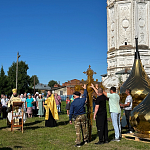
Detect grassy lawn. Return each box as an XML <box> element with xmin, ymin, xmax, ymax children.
<box><xmin>0</xmin><ymin>101</ymin><xmax>150</xmax><ymax>150</ymax></box>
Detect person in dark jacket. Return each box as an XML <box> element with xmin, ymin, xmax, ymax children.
<box><xmin>69</xmin><ymin>84</ymin><xmax>88</xmax><ymax>148</ymax></box>
<box><xmin>91</xmin><ymin>86</ymin><xmax>108</xmax><ymax>145</ymax></box>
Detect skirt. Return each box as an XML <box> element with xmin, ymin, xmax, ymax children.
<box><xmin>45</xmin><ymin>109</ymin><xmax>57</xmax><ymax>127</ymax></box>
<box><xmin>27</xmin><ymin>107</ymin><xmax>32</xmax><ymax>114</ymax></box>
<box><xmin>65</xmin><ymin>103</ymin><xmax>70</xmax><ymax>110</ymax></box>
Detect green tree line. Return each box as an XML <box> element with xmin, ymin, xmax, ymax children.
<box><xmin>0</xmin><ymin>61</ymin><xmax>39</xmax><ymax>96</ymax></box>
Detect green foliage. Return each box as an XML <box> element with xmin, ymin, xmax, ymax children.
<box><xmin>7</xmin><ymin>61</ymin><xmax>30</xmax><ymax>95</ymax></box>
<box><xmin>48</xmin><ymin>80</ymin><xmax>58</xmax><ymax>87</ymax></box>
<box><xmin>27</xmin><ymin>86</ymin><xmax>34</xmax><ymax>94</ymax></box>
<box><xmin>30</xmin><ymin>75</ymin><xmax>39</xmax><ymax>87</ymax></box>
<box><xmin>0</xmin><ymin>66</ymin><xmax>9</xmax><ymax>95</ymax></box>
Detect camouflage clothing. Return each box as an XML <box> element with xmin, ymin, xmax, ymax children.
<box><xmin>74</xmin><ymin>114</ymin><xmax>88</xmax><ymax>144</ymax></box>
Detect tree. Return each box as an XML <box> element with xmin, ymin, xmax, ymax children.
<box><xmin>48</xmin><ymin>80</ymin><xmax>58</xmax><ymax>87</ymax></box>
<box><xmin>7</xmin><ymin>61</ymin><xmax>30</xmax><ymax>95</ymax></box>
<box><xmin>0</xmin><ymin>66</ymin><xmax>9</xmax><ymax>95</ymax></box>
<box><xmin>30</xmin><ymin>75</ymin><xmax>39</xmax><ymax>87</ymax></box>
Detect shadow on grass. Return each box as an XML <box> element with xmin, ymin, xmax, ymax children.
<box><xmin>121</xmin><ymin>129</ymin><xmax>128</xmax><ymax>134</ymax></box>
<box><xmin>58</xmin><ymin>110</ymin><xmax>67</xmax><ymax>115</ymax></box>
<box><xmin>91</xmin><ymin>133</ymin><xmax>98</xmax><ymax>142</ymax></box>
<box><xmin>14</xmin><ymin>146</ymin><xmax>23</xmax><ymax>148</ymax></box>
<box><xmin>57</xmin><ymin>120</ymin><xmax>69</xmax><ymax>126</ymax></box>
<box><xmin>79</xmin><ymin>133</ymin><xmax>98</xmax><ymax>144</ymax></box>
<box><xmin>0</xmin><ymin>120</ymin><xmax>44</xmax><ymax>131</ymax></box>
<box><xmin>108</xmin><ymin>129</ymin><xmax>127</xmax><ymax>141</ymax></box>
<box><xmin>108</xmin><ymin>129</ymin><xmax>114</xmax><ymax>132</ymax></box>
<box><xmin>108</xmin><ymin>133</ymin><xmax>115</xmax><ymax>141</ymax></box>
<box><xmin>24</xmin><ymin>126</ymin><xmax>45</xmax><ymax>130</ymax></box>
<box><xmin>0</xmin><ymin>148</ymin><xmax>12</xmax><ymax>150</ymax></box>
<box><xmin>0</xmin><ymin>126</ymin><xmax>8</xmax><ymax>130</ymax></box>
<box><xmin>24</xmin><ymin>120</ymin><xmax>44</xmax><ymax>127</ymax></box>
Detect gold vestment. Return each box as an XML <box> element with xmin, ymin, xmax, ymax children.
<box><xmin>8</xmin><ymin>96</ymin><xmax>21</xmax><ymax>107</ymax></box>
<box><xmin>7</xmin><ymin>95</ymin><xmax>22</xmax><ymax>125</ymax></box>
<box><xmin>44</xmin><ymin>94</ymin><xmax>59</xmax><ymax>120</ymax></box>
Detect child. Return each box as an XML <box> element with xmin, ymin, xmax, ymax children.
<box><xmin>65</xmin><ymin>97</ymin><xmax>70</xmax><ymax>116</ymax></box>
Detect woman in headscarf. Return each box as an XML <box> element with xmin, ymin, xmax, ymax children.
<box><xmin>26</xmin><ymin>93</ymin><xmax>34</xmax><ymax>118</ymax></box>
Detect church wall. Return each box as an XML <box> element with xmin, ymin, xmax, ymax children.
<box><xmin>103</xmin><ymin>0</ymin><xmax>150</xmax><ymax>89</ymax></box>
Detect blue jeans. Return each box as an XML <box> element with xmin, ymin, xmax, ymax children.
<box><xmin>111</xmin><ymin>112</ymin><xmax>121</xmax><ymax>139</ymax></box>
<box><xmin>57</xmin><ymin>105</ymin><xmax>61</xmax><ymax>112</ymax></box>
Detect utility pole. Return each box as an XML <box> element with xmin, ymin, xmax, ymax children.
<box><xmin>34</xmin><ymin>76</ymin><xmax>35</xmax><ymax>94</ymax></box>
<box><xmin>16</xmin><ymin>52</ymin><xmax>20</xmax><ymax>89</ymax></box>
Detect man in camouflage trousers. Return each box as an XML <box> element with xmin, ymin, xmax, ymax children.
<box><xmin>69</xmin><ymin>84</ymin><xmax>88</xmax><ymax>147</ymax></box>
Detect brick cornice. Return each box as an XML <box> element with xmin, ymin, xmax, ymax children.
<box><xmin>107</xmin><ymin>66</ymin><xmax>132</xmax><ymax>71</ymax></box>
<box><xmin>108</xmin><ymin>45</ymin><xmax>150</xmax><ymax>54</ymax></box>
<box><xmin>107</xmin><ymin>54</ymin><xmax>150</xmax><ymax>59</ymax></box>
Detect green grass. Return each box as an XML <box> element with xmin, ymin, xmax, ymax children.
<box><xmin>0</xmin><ymin>101</ymin><xmax>150</xmax><ymax>150</ymax></box>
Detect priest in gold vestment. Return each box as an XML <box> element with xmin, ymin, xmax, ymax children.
<box><xmin>44</xmin><ymin>90</ymin><xmax>59</xmax><ymax>127</ymax></box>
<box><xmin>7</xmin><ymin>89</ymin><xmax>22</xmax><ymax>126</ymax></box>
<box><xmin>7</xmin><ymin>89</ymin><xmax>21</xmax><ymax>110</ymax></box>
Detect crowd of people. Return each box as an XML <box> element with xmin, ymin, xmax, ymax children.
<box><xmin>69</xmin><ymin>84</ymin><xmax>133</xmax><ymax>147</ymax></box>
<box><xmin>0</xmin><ymin>91</ymin><xmax>63</xmax><ymax>120</ymax></box>
<box><xmin>0</xmin><ymin>84</ymin><xmax>133</xmax><ymax>148</ymax></box>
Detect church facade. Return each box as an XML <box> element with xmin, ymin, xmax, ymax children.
<box><xmin>102</xmin><ymin>0</ymin><xmax>150</xmax><ymax>89</ymax></box>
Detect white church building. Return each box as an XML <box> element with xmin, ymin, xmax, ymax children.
<box><xmin>102</xmin><ymin>0</ymin><xmax>150</xmax><ymax>89</ymax></box>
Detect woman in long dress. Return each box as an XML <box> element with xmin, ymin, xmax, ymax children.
<box><xmin>37</xmin><ymin>94</ymin><xmax>44</xmax><ymax>118</ymax></box>
<box><xmin>44</xmin><ymin>90</ymin><xmax>59</xmax><ymax>127</ymax></box>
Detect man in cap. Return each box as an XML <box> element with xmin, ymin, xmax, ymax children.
<box><xmin>69</xmin><ymin>84</ymin><xmax>88</xmax><ymax>147</ymax></box>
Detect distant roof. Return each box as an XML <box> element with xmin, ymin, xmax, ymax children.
<box><xmin>51</xmin><ymin>86</ymin><xmax>66</xmax><ymax>90</ymax></box>
<box><xmin>101</xmin><ymin>74</ymin><xmax>107</xmax><ymax>77</ymax></box>
<box><xmin>115</xmin><ymin>69</ymin><xmax>131</xmax><ymax>75</ymax></box>
<box><xmin>32</xmin><ymin>83</ymin><xmax>51</xmax><ymax>90</ymax></box>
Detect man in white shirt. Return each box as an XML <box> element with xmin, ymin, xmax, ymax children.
<box><xmin>103</xmin><ymin>87</ymin><xmax>121</xmax><ymax>142</ymax></box>
<box><xmin>1</xmin><ymin>95</ymin><xmax>7</xmax><ymax>119</ymax></box>
<box><xmin>120</xmin><ymin>89</ymin><xmax>133</xmax><ymax>133</ymax></box>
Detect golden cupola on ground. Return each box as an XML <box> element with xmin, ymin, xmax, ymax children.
<box><xmin>120</xmin><ymin>38</ymin><xmax>150</xmax><ymax>108</ymax></box>
<box><xmin>130</xmin><ymin>92</ymin><xmax>150</xmax><ymax>138</ymax></box>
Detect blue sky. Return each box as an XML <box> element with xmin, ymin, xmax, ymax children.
<box><xmin>0</xmin><ymin>0</ymin><xmax>107</xmax><ymax>84</ymax></box>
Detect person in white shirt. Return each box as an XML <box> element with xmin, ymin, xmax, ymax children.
<box><xmin>103</xmin><ymin>87</ymin><xmax>121</xmax><ymax>142</ymax></box>
<box><xmin>1</xmin><ymin>95</ymin><xmax>7</xmax><ymax>119</ymax></box>
<box><xmin>120</xmin><ymin>89</ymin><xmax>133</xmax><ymax>133</ymax></box>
